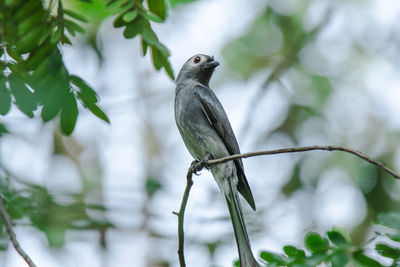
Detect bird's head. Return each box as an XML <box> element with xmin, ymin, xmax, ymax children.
<box><xmin>176</xmin><ymin>54</ymin><xmax>219</xmax><ymax>86</ymax></box>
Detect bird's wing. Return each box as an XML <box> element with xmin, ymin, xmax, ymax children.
<box><xmin>195</xmin><ymin>85</ymin><xmax>256</xmax><ymax>210</ymax></box>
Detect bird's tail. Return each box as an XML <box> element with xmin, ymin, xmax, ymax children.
<box><xmin>226</xmin><ymin>178</ymin><xmax>259</xmax><ymax>267</ymax></box>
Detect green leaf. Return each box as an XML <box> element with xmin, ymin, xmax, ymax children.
<box><xmin>113</xmin><ymin>13</ymin><xmax>127</xmax><ymax>28</ymax></box>
<box><xmin>304</xmin><ymin>232</ymin><xmax>330</xmax><ymax>254</ymax></box>
<box><xmin>376</xmin><ymin>243</ymin><xmax>400</xmax><ymax>260</ymax></box>
<box><xmin>141</xmin><ymin>27</ymin><xmax>159</xmax><ymax>46</ymax></box>
<box><xmin>64</xmin><ymin>20</ymin><xmax>85</xmax><ymax>34</ymax></box>
<box><xmin>387</xmin><ymin>233</ymin><xmax>400</xmax><ymax>242</ymax></box>
<box><xmin>142</xmin><ymin>39</ymin><xmax>149</xmax><ymax>55</ymax></box>
<box><xmin>147</xmin><ymin>0</ymin><xmax>167</xmax><ymax>21</ymax></box>
<box><xmin>145</xmin><ymin>177</ymin><xmax>162</xmax><ymax>197</ymax></box>
<box><xmin>70</xmin><ymin>75</ymin><xmax>110</xmax><ymax>124</ymax></box>
<box><xmin>17</xmin><ymin>25</ymin><xmax>44</xmax><ymax>53</ymax></box>
<box><xmin>168</xmin><ymin>0</ymin><xmax>196</xmax><ymax>7</ymax></box>
<box><xmin>140</xmin><ymin>10</ymin><xmax>163</xmax><ymax>23</ymax></box>
<box><xmin>122</xmin><ymin>10</ymin><xmax>138</xmax><ymax>23</ymax></box>
<box><xmin>151</xmin><ymin>45</ymin><xmax>174</xmax><ymax>79</ymax></box>
<box><xmin>8</xmin><ymin>75</ymin><xmax>37</xmax><ymax>118</ymax></box>
<box><xmin>50</xmin><ymin>27</ymin><xmax>63</xmax><ymax>43</ymax></box>
<box><xmin>0</xmin><ymin>80</ymin><xmax>11</xmax><ymax>115</ymax></box>
<box><xmin>259</xmin><ymin>251</ymin><xmax>287</xmax><ymax>265</ymax></box>
<box><xmin>0</xmin><ymin>123</ymin><xmax>8</xmax><ymax>137</ymax></box>
<box><xmin>26</xmin><ymin>41</ymin><xmax>57</xmax><ymax>70</ymax></box>
<box><xmin>283</xmin><ymin>245</ymin><xmax>305</xmax><ymax>258</ymax></box>
<box><xmin>327</xmin><ymin>229</ymin><xmax>350</xmax><ymax>248</ymax></box>
<box><xmin>376</xmin><ymin>212</ymin><xmax>400</xmax><ymax>230</ymax></box>
<box><xmin>353</xmin><ymin>251</ymin><xmax>383</xmax><ymax>267</ymax></box>
<box><xmin>18</xmin><ymin>9</ymin><xmax>45</xmax><ymax>36</ymax></box>
<box><xmin>64</xmin><ymin>9</ymin><xmax>88</xmax><ymax>23</ymax></box>
<box><xmin>88</xmin><ymin>104</ymin><xmax>110</xmax><ymax>123</ymax></box>
<box><xmin>60</xmin><ymin>93</ymin><xmax>78</xmax><ymax>135</ymax></box>
<box><xmin>330</xmin><ymin>251</ymin><xmax>349</xmax><ymax>267</ymax></box>
<box><xmin>70</xmin><ymin>75</ymin><xmax>98</xmax><ymax>104</ymax></box>
<box><xmin>123</xmin><ymin>17</ymin><xmax>149</xmax><ymax>39</ymax></box>
<box><xmin>15</xmin><ymin>0</ymin><xmax>42</xmax><ymax>21</ymax></box>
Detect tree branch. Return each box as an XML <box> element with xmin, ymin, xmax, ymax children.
<box><xmin>203</xmin><ymin>145</ymin><xmax>400</xmax><ymax>179</ymax></box>
<box><xmin>0</xmin><ymin>194</ymin><xmax>37</xmax><ymax>267</ymax></box>
<box><xmin>174</xmin><ymin>145</ymin><xmax>400</xmax><ymax>266</ymax></box>
<box><xmin>173</xmin><ymin>166</ymin><xmax>196</xmax><ymax>267</ymax></box>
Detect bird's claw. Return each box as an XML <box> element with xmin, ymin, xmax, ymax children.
<box><xmin>190</xmin><ymin>154</ymin><xmax>214</xmax><ymax>175</ymax></box>
<box><xmin>190</xmin><ymin>160</ymin><xmax>201</xmax><ymax>175</ymax></box>
<box><xmin>200</xmin><ymin>154</ymin><xmax>214</xmax><ymax>170</ymax></box>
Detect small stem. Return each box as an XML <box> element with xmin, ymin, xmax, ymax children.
<box><xmin>0</xmin><ymin>194</ymin><xmax>37</xmax><ymax>267</ymax></box>
<box><xmin>174</xmin><ymin>167</ymin><xmax>194</xmax><ymax>267</ymax></box>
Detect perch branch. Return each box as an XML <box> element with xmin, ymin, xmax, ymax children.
<box><xmin>0</xmin><ymin>194</ymin><xmax>37</xmax><ymax>267</ymax></box>
<box><xmin>174</xmin><ymin>145</ymin><xmax>400</xmax><ymax>266</ymax></box>
<box><xmin>173</xmin><ymin>165</ymin><xmax>198</xmax><ymax>267</ymax></box>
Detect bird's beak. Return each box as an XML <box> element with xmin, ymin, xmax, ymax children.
<box><xmin>204</xmin><ymin>58</ymin><xmax>220</xmax><ymax>70</ymax></box>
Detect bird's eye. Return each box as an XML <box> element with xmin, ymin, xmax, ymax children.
<box><xmin>193</xmin><ymin>56</ymin><xmax>201</xmax><ymax>63</ymax></box>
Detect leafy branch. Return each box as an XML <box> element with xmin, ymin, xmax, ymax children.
<box><xmin>174</xmin><ymin>145</ymin><xmax>400</xmax><ymax>267</ymax></box>
<box><xmin>0</xmin><ymin>0</ymin><xmax>188</xmax><ymax>135</ymax></box>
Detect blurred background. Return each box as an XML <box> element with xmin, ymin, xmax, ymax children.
<box><xmin>1</xmin><ymin>0</ymin><xmax>400</xmax><ymax>266</ymax></box>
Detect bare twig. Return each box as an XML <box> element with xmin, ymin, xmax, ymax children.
<box><xmin>203</xmin><ymin>145</ymin><xmax>400</xmax><ymax>179</ymax></box>
<box><xmin>174</xmin><ymin>145</ymin><xmax>400</xmax><ymax>265</ymax></box>
<box><xmin>173</xmin><ymin>166</ymin><xmax>196</xmax><ymax>267</ymax></box>
<box><xmin>0</xmin><ymin>194</ymin><xmax>37</xmax><ymax>267</ymax></box>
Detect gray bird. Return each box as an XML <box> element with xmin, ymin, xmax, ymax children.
<box><xmin>174</xmin><ymin>54</ymin><xmax>259</xmax><ymax>267</ymax></box>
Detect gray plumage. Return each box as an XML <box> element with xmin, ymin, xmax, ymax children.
<box><xmin>174</xmin><ymin>54</ymin><xmax>259</xmax><ymax>267</ymax></box>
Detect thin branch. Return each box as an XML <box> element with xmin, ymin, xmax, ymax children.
<box><xmin>203</xmin><ymin>145</ymin><xmax>400</xmax><ymax>179</ymax></box>
<box><xmin>174</xmin><ymin>145</ymin><xmax>400</xmax><ymax>265</ymax></box>
<box><xmin>0</xmin><ymin>194</ymin><xmax>37</xmax><ymax>267</ymax></box>
<box><xmin>173</xmin><ymin>166</ymin><xmax>196</xmax><ymax>267</ymax></box>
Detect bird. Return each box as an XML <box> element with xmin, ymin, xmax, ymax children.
<box><xmin>174</xmin><ymin>54</ymin><xmax>259</xmax><ymax>267</ymax></box>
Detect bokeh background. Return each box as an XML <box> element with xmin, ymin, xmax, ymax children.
<box><xmin>1</xmin><ymin>0</ymin><xmax>400</xmax><ymax>266</ymax></box>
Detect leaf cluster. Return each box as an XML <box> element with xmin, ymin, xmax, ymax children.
<box><xmin>257</xmin><ymin>222</ymin><xmax>400</xmax><ymax>267</ymax></box>
<box><xmin>0</xmin><ymin>0</ymin><xmax>109</xmax><ymax>134</ymax></box>
<box><xmin>0</xmin><ymin>179</ymin><xmax>112</xmax><ymax>248</ymax></box>
<box><xmin>108</xmin><ymin>0</ymin><xmax>174</xmax><ymax>79</ymax></box>
<box><xmin>0</xmin><ymin>0</ymin><xmax>189</xmax><ymax>135</ymax></box>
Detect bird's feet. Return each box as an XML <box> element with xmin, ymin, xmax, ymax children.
<box><xmin>190</xmin><ymin>154</ymin><xmax>214</xmax><ymax>174</ymax></box>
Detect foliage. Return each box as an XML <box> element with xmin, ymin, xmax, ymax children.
<box><xmin>0</xmin><ymin>177</ymin><xmax>112</xmax><ymax>248</ymax></box>
<box><xmin>255</xmin><ymin>221</ymin><xmax>400</xmax><ymax>267</ymax></box>
<box><xmin>0</xmin><ymin>0</ymin><xmax>180</xmax><ymax>135</ymax></box>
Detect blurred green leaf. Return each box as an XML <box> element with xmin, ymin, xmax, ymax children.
<box><xmin>327</xmin><ymin>228</ymin><xmax>351</xmax><ymax>248</ymax></box>
<box><xmin>64</xmin><ymin>19</ymin><xmax>85</xmax><ymax>34</ymax></box>
<box><xmin>8</xmin><ymin>74</ymin><xmax>37</xmax><ymax>117</ymax></box>
<box><xmin>376</xmin><ymin>243</ymin><xmax>400</xmax><ymax>260</ymax></box>
<box><xmin>0</xmin><ymin>80</ymin><xmax>11</xmax><ymax>115</ymax></box>
<box><xmin>376</xmin><ymin>212</ymin><xmax>400</xmax><ymax>230</ymax></box>
<box><xmin>330</xmin><ymin>251</ymin><xmax>349</xmax><ymax>267</ymax></box>
<box><xmin>145</xmin><ymin>177</ymin><xmax>163</xmax><ymax>198</ymax></box>
<box><xmin>353</xmin><ymin>251</ymin><xmax>383</xmax><ymax>267</ymax></box>
<box><xmin>123</xmin><ymin>16</ymin><xmax>149</xmax><ymax>39</ymax></box>
<box><xmin>140</xmin><ymin>10</ymin><xmax>163</xmax><ymax>23</ymax></box>
<box><xmin>64</xmin><ymin>9</ymin><xmax>88</xmax><ymax>23</ymax></box>
<box><xmin>168</xmin><ymin>0</ymin><xmax>197</xmax><ymax>7</ymax></box>
<box><xmin>283</xmin><ymin>245</ymin><xmax>305</xmax><ymax>259</ymax></box>
<box><xmin>70</xmin><ymin>75</ymin><xmax>110</xmax><ymax>123</ymax></box>
<box><xmin>305</xmin><ymin>232</ymin><xmax>330</xmax><ymax>254</ymax></box>
<box><xmin>151</xmin><ymin>46</ymin><xmax>174</xmax><ymax>79</ymax></box>
<box><xmin>147</xmin><ymin>0</ymin><xmax>167</xmax><ymax>21</ymax></box>
<box><xmin>70</xmin><ymin>75</ymin><xmax>98</xmax><ymax>104</ymax></box>
<box><xmin>260</xmin><ymin>251</ymin><xmax>288</xmax><ymax>265</ymax></box>
<box><xmin>60</xmin><ymin>93</ymin><xmax>79</xmax><ymax>135</ymax></box>
<box><xmin>122</xmin><ymin>10</ymin><xmax>138</xmax><ymax>23</ymax></box>
<box><xmin>87</xmin><ymin>104</ymin><xmax>110</xmax><ymax>123</ymax></box>
<box><xmin>0</xmin><ymin>124</ymin><xmax>8</xmax><ymax>137</ymax></box>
